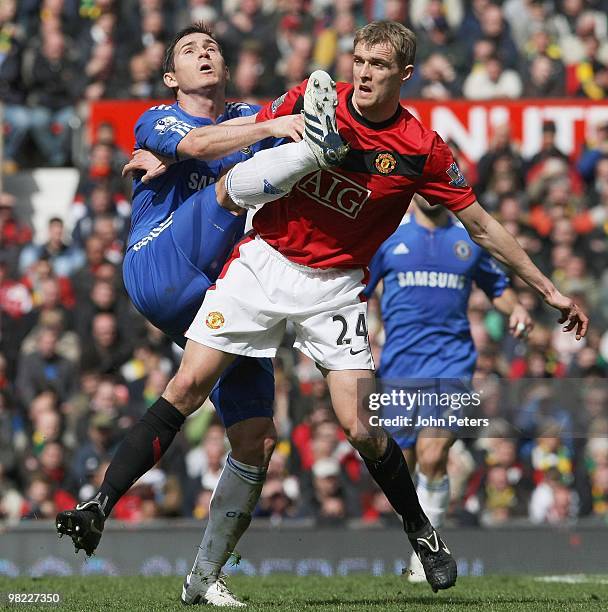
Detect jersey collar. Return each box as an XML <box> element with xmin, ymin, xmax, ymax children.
<box><xmin>346</xmin><ymin>90</ymin><xmax>403</xmax><ymax>130</ymax></box>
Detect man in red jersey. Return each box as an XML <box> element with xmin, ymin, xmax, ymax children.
<box><xmin>116</xmin><ymin>21</ymin><xmax>588</xmax><ymax>603</ymax></box>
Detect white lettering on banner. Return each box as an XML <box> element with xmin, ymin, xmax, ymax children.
<box><xmin>90</xmin><ymin>100</ymin><xmax>608</xmax><ymax>165</ymax></box>
<box><xmin>405</xmin><ymin>103</ymin><xmax>608</xmax><ymax>162</ymax></box>
<box><xmin>585</xmin><ymin>107</ymin><xmax>608</xmax><ymax>139</ymax></box>
<box><xmin>542</xmin><ymin>107</ymin><xmax>585</xmax><ymax>156</ymax></box>
<box><xmin>430</xmin><ymin>107</ymin><xmax>488</xmax><ymax>162</ymax></box>
<box><xmin>488</xmin><ymin>106</ymin><xmax>509</xmax><ymax>129</ymax></box>
<box><xmin>398</xmin><ymin>270</ymin><xmax>466</xmax><ymax>289</ymax></box>
<box><xmin>522</xmin><ymin>107</ymin><xmax>543</xmax><ymax>159</ymax></box>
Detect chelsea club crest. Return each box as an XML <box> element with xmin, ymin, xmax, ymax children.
<box><xmin>454</xmin><ymin>240</ymin><xmax>472</xmax><ymax>260</ymax></box>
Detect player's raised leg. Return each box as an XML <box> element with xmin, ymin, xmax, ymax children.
<box><xmin>324</xmin><ymin>369</ymin><xmax>457</xmax><ymax>592</ymax></box>
<box><xmin>224</xmin><ymin>70</ymin><xmax>349</xmax><ymax>212</ymax></box>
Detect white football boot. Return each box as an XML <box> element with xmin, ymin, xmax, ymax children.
<box><xmin>181</xmin><ymin>571</ymin><xmax>245</xmax><ymax>607</ymax></box>
<box><xmin>303</xmin><ymin>70</ymin><xmax>349</xmax><ymax>168</ymax></box>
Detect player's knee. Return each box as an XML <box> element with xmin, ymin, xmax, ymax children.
<box><xmin>228</xmin><ymin>419</ymin><xmax>277</xmax><ymax>466</ymax></box>
<box><xmin>417</xmin><ymin>445</ymin><xmax>449</xmax><ymax>477</ymax></box>
<box><xmin>344</xmin><ymin>424</ymin><xmax>384</xmax><ymax>458</ymax></box>
<box><xmin>165</xmin><ymin>369</ymin><xmax>206</xmax><ymax>415</ymax></box>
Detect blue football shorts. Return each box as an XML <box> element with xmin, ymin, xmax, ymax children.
<box><xmin>123</xmin><ymin>185</ymin><xmax>274</xmax><ymax>428</ymax></box>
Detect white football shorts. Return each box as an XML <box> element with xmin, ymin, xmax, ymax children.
<box><xmin>185</xmin><ymin>234</ymin><xmax>374</xmax><ymax>370</ymax></box>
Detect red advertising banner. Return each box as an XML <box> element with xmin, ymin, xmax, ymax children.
<box><xmin>89</xmin><ymin>99</ymin><xmax>608</xmax><ymax>162</ymax></box>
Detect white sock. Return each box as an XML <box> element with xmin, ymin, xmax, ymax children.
<box><xmin>416</xmin><ymin>472</ymin><xmax>450</xmax><ymax>528</ymax></box>
<box><xmin>193</xmin><ymin>453</ymin><xmax>266</xmax><ymax>577</ymax></box>
<box><xmin>225</xmin><ymin>140</ymin><xmax>318</xmax><ymax>210</ymax></box>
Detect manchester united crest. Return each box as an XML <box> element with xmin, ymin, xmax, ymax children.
<box><xmin>206</xmin><ymin>311</ymin><xmax>225</xmax><ymax>330</ymax></box>
<box><xmin>375</xmin><ymin>152</ymin><xmax>397</xmax><ymax>175</ymax></box>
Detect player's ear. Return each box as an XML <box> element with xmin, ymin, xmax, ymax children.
<box><xmin>163</xmin><ymin>71</ymin><xmax>178</xmax><ymax>89</ymax></box>
<box><xmin>401</xmin><ymin>65</ymin><xmax>414</xmax><ymax>83</ymax></box>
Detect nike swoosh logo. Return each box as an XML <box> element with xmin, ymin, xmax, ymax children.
<box><xmin>417</xmin><ymin>531</ymin><xmax>439</xmax><ymax>553</ymax></box>
<box><xmin>349</xmin><ymin>348</ymin><xmax>367</xmax><ymax>356</ymax></box>
<box><xmin>89</xmin><ymin>519</ymin><xmax>103</xmax><ymax>535</ymax></box>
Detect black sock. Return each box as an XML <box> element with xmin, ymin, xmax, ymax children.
<box><xmin>93</xmin><ymin>397</ymin><xmax>185</xmax><ymax>517</ymax></box>
<box><xmin>361</xmin><ymin>435</ymin><xmax>430</xmax><ymax>536</ymax></box>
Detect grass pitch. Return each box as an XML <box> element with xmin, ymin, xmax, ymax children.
<box><xmin>1</xmin><ymin>575</ymin><xmax>607</xmax><ymax>611</ymax></box>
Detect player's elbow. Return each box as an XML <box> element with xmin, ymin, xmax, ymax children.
<box><xmin>465</xmin><ymin>215</ymin><xmax>491</xmax><ymax>248</ymax></box>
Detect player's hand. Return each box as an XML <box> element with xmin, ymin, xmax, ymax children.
<box><xmin>508</xmin><ymin>305</ymin><xmax>533</xmax><ymax>339</ymax></box>
<box><xmin>122</xmin><ymin>149</ymin><xmax>173</xmax><ymax>183</ymax></box>
<box><xmin>545</xmin><ymin>290</ymin><xmax>589</xmax><ymax>340</ymax></box>
<box><xmin>266</xmin><ymin>114</ymin><xmax>304</xmax><ymax>142</ymax></box>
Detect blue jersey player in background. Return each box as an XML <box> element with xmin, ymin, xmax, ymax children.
<box><xmin>365</xmin><ymin>195</ymin><xmax>533</xmax><ymax>582</ymax></box>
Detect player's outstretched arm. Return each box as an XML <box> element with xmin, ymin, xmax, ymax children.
<box><xmin>456</xmin><ymin>201</ymin><xmax>589</xmax><ymax>340</ymax></box>
<box><xmin>176</xmin><ymin>114</ymin><xmax>304</xmax><ymax>161</ymax></box>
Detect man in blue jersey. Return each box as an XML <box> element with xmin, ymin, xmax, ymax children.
<box><xmin>56</xmin><ymin>22</ymin><xmax>349</xmax><ymax>606</ymax></box>
<box><xmin>365</xmin><ymin>195</ymin><xmax>533</xmax><ymax>581</ymax></box>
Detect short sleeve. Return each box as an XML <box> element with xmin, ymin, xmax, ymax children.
<box><xmin>363</xmin><ymin>242</ymin><xmax>388</xmax><ymax>298</ymax></box>
<box><xmin>135</xmin><ymin>107</ymin><xmax>196</xmax><ymax>160</ymax></box>
<box><xmin>256</xmin><ymin>81</ymin><xmax>306</xmax><ymax>122</ymax></box>
<box><xmin>416</xmin><ymin>134</ymin><xmax>476</xmax><ymax>212</ymax></box>
<box><xmin>473</xmin><ymin>249</ymin><xmax>510</xmax><ymax>299</ymax></box>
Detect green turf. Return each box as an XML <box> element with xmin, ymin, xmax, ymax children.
<box><xmin>1</xmin><ymin>575</ymin><xmax>607</xmax><ymax>611</ymax></box>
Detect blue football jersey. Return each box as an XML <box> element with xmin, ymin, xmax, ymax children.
<box><xmin>365</xmin><ymin>213</ymin><xmax>509</xmax><ymax>379</ymax></box>
<box><xmin>128</xmin><ymin>101</ymin><xmax>275</xmax><ymax>249</ymax></box>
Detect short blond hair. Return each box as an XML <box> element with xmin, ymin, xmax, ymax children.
<box><xmin>354</xmin><ymin>21</ymin><xmax>417</xmax><ymax>69</ymax></box>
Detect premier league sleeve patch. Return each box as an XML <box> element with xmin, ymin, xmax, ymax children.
<box><xmin>153</xmin><ymin>116</ymin><xmax>194</xmax><ymax>136</ymax></box>
<box><xmin>446</xmin><ymin>162</ymin><xmax>468</xmax><ymax>188</ymax></box>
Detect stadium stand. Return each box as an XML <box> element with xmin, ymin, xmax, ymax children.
<box><xmin>0</xmin><ymin>0</ymin><xmax>607</xmax><ymax>529</ymax></box>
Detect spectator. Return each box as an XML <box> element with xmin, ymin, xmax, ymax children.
<box><xmin>577</xmin><ymin>121</ymin><xmax>608</xmax><ymax>183</ymax></box>
<box><xmin>572</xmin><ymin>35</ymin><xmax>608</xmax><ymax>99</ymax></box>
<box><xmin>529</xmin><ymin>467</ymin><xmax>579</xmax><ymax>524</ymax></box>
<box><xmin>20</xmin><ymin>474</ymin><xmax>58</xmax><ymax>519</ymax></box>
<box><xmin>79</xmin><ymin>312</ymin><xmax>133</xmax><ymax>375</ymax></box>
<box><xmin>524</xmin><ymin>54</ymin><xmax>566</xmax><ymax>97</ymax></box>
<box><xmin>186</xmin><ymin>422</ymin><xmax>227</xmax><ymax>491</ymax></box>
<box><xmin>417</xmin><ymin>53</ymin><xmax>461</xmax><ymax>99</ymax></box>
<box><xmin>72</xmin><ymin>182</ymin><xmax>130</xmax><ymax>248</ymax></box>
<box><xmin>526</xmin><ymin>121</ymin><xmax>569</xmax><ymax>175</ymax></box>
<box><xmin>472</xmin><ymin>4</ymin><xmax>520</xmax><ymax>69</ymax></box>
<box><xmin>16</xmin><ymin>326</ymin><xmax>76</xmax><ymax>406</ymax></box>
<box><xmin>463</xmin><ymin>54</ymin><xmax>523</xmax><ymax>99</ymax></box>
<box><xmin>0</xmin><ymin>0</ymin><xmax>28</xmax><ymax>173</ymax></box>
<box><xmin>299</xmin><ymin>457</ymin><xmax>360</xmax><ymax>524</ymax></box>
<box><xmin>22</xmin><ymin>30</ymin><xmax>80</xmax><ymax>166</ymax></box>
<box><xmin>216</xmin><ymin>0</ymin><xmax>277</xmax><ymax>75</ymax></box>
<box><xmin>70</xmin><ymin>412</ymin><xmax>118</xmax><ymax>492</ymax></box>
<box><xmin>19</xmin><ymin>217</ymin><xmax>85</xmax><ymax>277</ymax></box>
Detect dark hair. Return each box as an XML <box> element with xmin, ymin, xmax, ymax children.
<box><xmin>354</xmin><ymin>21</ymin><xmax>416</xmax><ymax>69</ymax></box>
<box><xmin>49</xmin><ymin>217</ymin><xmax>63</xmax><ymax>225</ymax></box>
<box><xmin>162</xmin><ymin>21</ymin><xmax>220</xmax><ymax>74</ymax></box>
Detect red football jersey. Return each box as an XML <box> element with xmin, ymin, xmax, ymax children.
<box><xmin>255</xmin><ymin>82</ymin><xmax>476</xmax><ymax>269</ymax></box>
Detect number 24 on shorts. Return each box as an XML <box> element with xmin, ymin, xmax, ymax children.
<box><xmin>332</xmin><ymin>312</ymin><xmax>368</xmax><ymax>346</ymax></box>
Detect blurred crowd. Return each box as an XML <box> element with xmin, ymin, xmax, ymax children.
<box><xmin>0</xmin><ymin>0</ymin><xmax>608</xmax><ymax>529</ymax></box>
<box><xmin>2</xmin><ymin>0</ymin><xmax>608</xmax><ymax>169</ymax></box>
